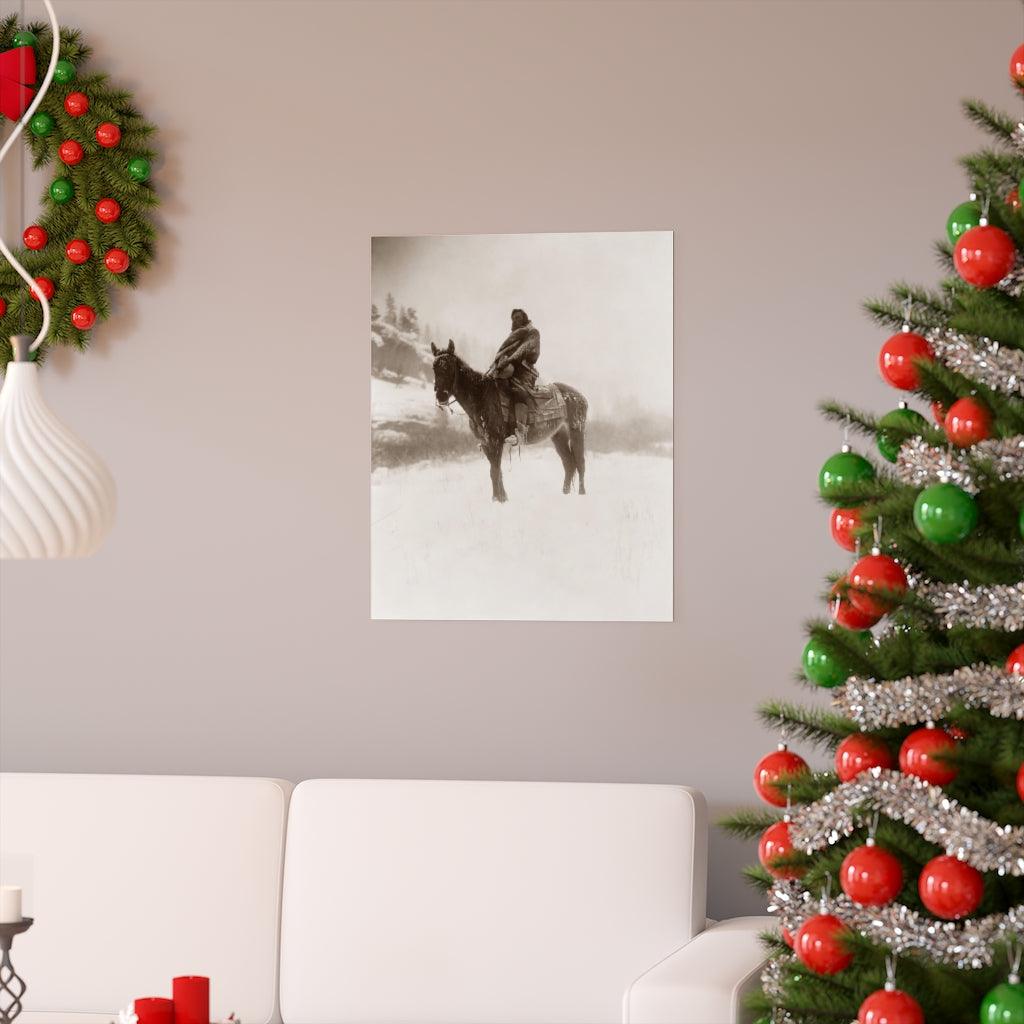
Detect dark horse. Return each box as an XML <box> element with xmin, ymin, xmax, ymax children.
<box><xmin>431</xmin><ymin>340</ymin><xmax>588</xmax><ymax>503</ymax></box>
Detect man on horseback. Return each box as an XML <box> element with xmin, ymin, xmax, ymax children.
<box><xmin>486</xmin><ymin>308</ymin><xmax>540</xmax><ymax>446</ymax></box>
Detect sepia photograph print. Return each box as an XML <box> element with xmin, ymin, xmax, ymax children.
<box><xmin>371</xmin><ymin>231</ymin><xmax>673</xmax><ymax>621</ymax></box>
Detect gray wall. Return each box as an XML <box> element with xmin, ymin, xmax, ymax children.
<box><xmin>1</xmin><ymin>0</ymin><xmax>1019</xmax><ymax>918</ymax></box>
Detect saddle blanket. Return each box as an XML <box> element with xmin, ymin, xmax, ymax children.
<box><xmin>499</xmin><ymin>379</ymin><xmax>565</xmax><ymax>427</ymax></box>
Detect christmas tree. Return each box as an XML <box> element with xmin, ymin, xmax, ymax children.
<box><xmin>723</xmin><ymin>43</ymin><xmax>1024</xmax><ymax>1024</ymax></box>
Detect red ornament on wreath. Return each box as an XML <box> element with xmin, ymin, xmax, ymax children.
<box><xmin>65</xmin><ymin>239</ymin><xmax>91</xmax><ymax>265</ymax></box>
<box><xmin>753</xmin><ymin>745</ymin><xmax>809</xmax><ymax>807</ymax></box>
<box><xmin>953</xmin><ymin>224</ymin><xmax>1016</xmax><ymax>288</ymax></box>
<box><xmin>840</xmin><ymin>841</ymin><xmax>903</xmax><ymax>906</ymax></box>
<box><xmin>830</xmin><ymin>508</ymin><xmax>863</xmax><ymax>552</ymax></box>
<box><xmin>58</xmin><ymin>139</ymin><xmax>83</xmax><ymax>166</ymax></box>
<box><xmin>848</xmin><ymin>553</ymin><xmax>907</xmax><ymax>618</ymax></box>
<box><xmin>1011</xmin><ymin>42</ymin><xmax>1024</xmax><ymax>82</ymax></box>
<box><xmin>831</xmin><ymin>578</ymin><xmax>882</xmax><ymax>630</ymax></box>
<box><xmin>1008</xmin><ymin>644</ymin><xmax>1024</xmax><ymax>676</ymax></box>
<box><xmin>1017</xmin><ymin>762</ymin><xmax>1024</xmax><ymax>802</ymax></box>
<box><xmin>95</xmin><ymin>198</ymin><xmax>122</xmax><ymax>224</ymax></box>
<box><xmin>793</xmin><ymin>914</ymin><xmax>854</xmax><ymax>975</ymax></box>
<box><xmin>835</xmin><ymin>734</ymin><xmax>894</xmax><ymax>782</ymax></box>
<box><xmin>64</xmin><ymin>91</ymin><xmax>89</xmax><ymax>117</ymax></box>
<box><xmin>71</xmin><ymin>304</ymin><xmax>96</xmax><ymax>331</ymax></box>
<box><xmin>758</xmin><ymin>821</ymin><xmax>804</xmax><ymax>880</ymax></box>
<box><xmin>95</xmin><ymin>121</ymin><xmax>121</xmax><ymax>148</ymax></box>
<box><xmin>30</xmin><ymin>276</ymin><xmax>54</xmax><ymax>301</ymax></box>
<box><xmin>944</xmin><ymin>397</ymin><xmax>992</xmax><ymax>448</ymax></box>
<box><xmin>918</xmin><ymin>854</ymin><xmax>983</xmax><ymax>920</ymax></box>
<box><xmin>22</xmin><ymin>225</ymin><xmax>47</xmax><ymax>250</ymax></box>
<box><xmin>878</xmin><ymin>331</ymin><xmax>934</xmax><ymax>391</ymax></box>
<box><xmin>0</xmin><ymin>298</ymin><xmax>6</xmax><ymax>317</ymax></box>
<box><xmin>858</xmin><ymin>988</ymin><xmax>925</xmax><ymax>1024</ymax></box>
<box><xmin>899</xmin><ymin>726</ymin><xmax>958</xmax><ymax>786</ymax></box>
<box><xmin>104</xmin><ymin>248</ymin><xmax>129</xmax><ymax>274</ymax></box>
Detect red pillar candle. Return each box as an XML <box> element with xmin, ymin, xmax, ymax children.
<box><xmin>134</xmin><ymin>998</ymin><xmax>173</xmax><ymax>1024</ymax></box>
<box><xmin>173</xmin><ymin>975</ymin><xmax>210</xmax><ymax>1024</ymax></box>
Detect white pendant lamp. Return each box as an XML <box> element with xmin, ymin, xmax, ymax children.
<box><xmin>0</xmin><ymin>0</ymin><xmax>116</xmax><ymax>559</ymax></box>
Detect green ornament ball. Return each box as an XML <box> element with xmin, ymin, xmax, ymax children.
<box><xmin>946</xmin><ymin>200</ymin><xmax>982</xmax><ymax>246</ymax></box>
<box><xmin>913</xmin><ymin>482</ymin><xmax>978</xmax><ymax>545</ymax></box>
<box><xmin>28</xmin><ymin>112</ymin><xmax>54</xmax><ymax>137</ymax></box>
<box><xmin>12</xmin><ymin>30</ymin><xmax>37</xmax><ymax>48</ymax></box>
<box><xmin>818</xmin><ymin>449</ymin><xmax>875</xmax><ymax>499</ymax></box>
<box><xmin>127</xmin><ymin>157</ymin><xmax>151</xmax><ymax>182</ymax></box>
<box><xmin>53</xmin><ymin>59</ymin><xmax>77</xmax><ymax>84</ymax></box>
<box><xmin>876</xmin><ymin>405</ymin><xmax>928</xmax><ymax>464</ymax></box>
<box><xmin>1019</xmin><ymin>505</ymin><xmax>1024</xmax><ymax>541</ymax></box>
<box><xmin>980</xmin><ymin>981</ymin><xmax>1024</xmax><ymax>1024</ymax></box>
<box><xmin>802</xmin><ymin>638</ymin><xmax>851</xmax><ymax>689</ymax></box>
<box><xmin>49</xmin><ymin>177</ymin><xmax>74</xmax><ymax>204</ymax></box>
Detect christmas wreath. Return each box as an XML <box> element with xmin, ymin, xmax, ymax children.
<box><xmin>0</xmin><ymin>16</ymin><xmax>157</xmax><ymax>366</ymax></box>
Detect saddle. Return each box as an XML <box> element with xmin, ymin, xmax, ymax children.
<box><xmin>497</xmin><ymin>372</ymin><xmax>565</xmax><ymax>432</ymax></box>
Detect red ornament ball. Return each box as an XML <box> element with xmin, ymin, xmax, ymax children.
<box><xmin>848</xmin><ymin>553</ymin><xmax>907</xmax><ymax>618</ymax></box>
<box><xmin>1007</xmin><ymin>644</ymin><xmax>1024</xmax><ymax>676</ymax></box>
<box><xmin>946</xmin><ymin>725</ymin><xmax>970</xmax><ymax>742</ymax></box>
<box><xmin>758</xmin><ymin>821</ymin><xmax>804</xmax><ymax>880</ymax></box>
<box><xmin>95</xmin><ymin>198</ymin><xmax>122</xmax><ymax>224</ymax></box>
<box><xmin>954</xmin><ymin>225</ymin><xmax>1016</xmax><ymax>288</ymax></box>
<box><xmin>1011</xmin><ymin>43</ymin><xmax>1024</xmax><ymax>82</ymax></box>
<box><xmin>899</xmin><ymin>727</ymin><xmax>958</xmax><ymax>786</ymax></box>
<box><xmin>794</xmin><ymin>913</ymin><xmax>854</xmax><ymax>975</ymax></box>
<box><xmin>71</xmin><ymin>304</ymin><xmax>96</xmax><ymax>331</ymax></box>
<box><xmin>0</xmin><ymin>297</ymin><xmax>7</xmax><ymax>317</ymax></box>
<box><xmin>858</xmin><ymin>988</ymin><xmax>925</xmax><ymax>1024</ymax></box>
<box><xmin>30</xmin><ymin>277</ymin><xmax>54</xmax><ymax>301</ymax></box>
<box><xmin>944</xmin><ymin>397</ymin><xmax>993</xmax><ymax>448</ymax></box>
<box><xmin>830</xmin><ymin>508</ymin><xmax>863</xmax><ymax>552</ymax></box>
<box><xmin>65</xmin><ymin>238</ymin><xmax>92</xmax><ymax>265</ymax></box>
<box><xmin>836</xmin><ymin>734</ymin><xmax>894</xmax><ymax>782</ymax></box>
<box><xmin>104</xmin><ymin>248</ymin><xmax>130</xmax><ymax>274</ymax></box>
<box><xmin>64</xmin><ymin>91</ymin><xmax>89</xmax><ymax>117</ymax></box>
<box><xmin>878</xmin><ymin>332</ymin><xmax>934</xmax><ymax>391</ymax></box>
<box><xmin>919</xmin><ymin>854</ymin><xmax>983</xmax><ymax>920</ymax></box>
<box><xmin>95</xmin><ymin>121</ymin><xmax>121</xmax><ymax>148</ymax></box>
<box><xmin>58</xmin><ymin>139</ymin><xmax>83</xmax><ymax>165</ymax></box>
<box><xmin>831</xmin><ymin>578</ymin><xmax>882</xmax><ymax>630</ymax></box>
<box><xmin>22</xmin><ymin>225</ymin><xmax>47</xmax><ymax>250</ymax></box>
<box><xmin>1017</xmin><ymin>762</ymin><xmax>1024</xmax><ymax>802</ymax></box>
<box><xmin>753</xmin><ymin>746</ymin><xmax>809</xmax><ymax>807</ymax></box>
<box><xmin>930</xmin><ymin>401</ymin><xmax>946</xmax><ymax>426</ymax></box>
<box><xmin>840</xmin><ymin>842</ymin><xmax>903</xmax><ymax>906</ymax></box>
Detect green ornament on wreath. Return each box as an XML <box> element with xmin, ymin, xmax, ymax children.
<box><xmin>0</xmin><ymin>16</ymin><xmax>158</xmax><ymax>366</ymax></box>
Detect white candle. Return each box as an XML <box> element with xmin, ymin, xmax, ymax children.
<box><xmin>0</xmin><ymin>886</ymin><xmax>22</xmax><ymax>923</ymax></box>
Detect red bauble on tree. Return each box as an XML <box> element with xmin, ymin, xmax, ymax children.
<box><xmin>840</xmin><ymin>841</ymin><xmax>903</xmax><ymax>906</ymax></box>
<box><xmin>58</xmin><ymin>139</ymin><xmax>83</xmax><ymax>165</ymax></box>
<box><xmin>878</xmin><ymin>332</ymin><xmax>934</xmax><ymax>390</ymax></box>
<box><xmin>104</xmin><ymin>248</ymin><xmax>130</xmax><ymax>274</ymax></box>
<box><xmin>918</xmin><ymin>854</ymin><xmax>983</xmax><ymax>919</ymax></box>
<box><xmin>64</xmin><ymin>90</ymin><xmax>89</xmax><ymax>116</ymax></box>
<box><xmin>1011</xmin><ymin>42</ymin><xmax>1024</xmax><ymax>82</ymax></box>
<box><xmin>1017</xmin><ymin>762</ymin><xmax>1024</xmax><ymax>803</ymax></box>
<box><xmin>944</xmin><ymin>397</ymin><xmax>993</xmax><ymax>448</ymax></box>
<box><xmin>835</xmin><ymin>734</ymin><xmax>894</xmax><ymax>782</ymax></box>
<box><xmin>953</xmin><ymin>224</ymin><xmax>1016</xmax><ymax>288</ymax></box>
<box><xmin>753</xmin><ymin>745</ymin><xmax>809</xmax><ymax>807</ymax></box>
<box><xmin>95</xmin><ymin>198</ymin><xmax>122</xmax><ymax>224</ymax></box>
<box><xmin>848</xmin><ymin>553</ymin><xmax>907</xmax><ymax>618</ymax></box>
<box><xmin>858</xmin><ymin>988</ymin><xmax>925</xmax><ymax>1024</ymax></box>
<box><xmin>22</xmin><ymin>225</ymin><xmax>47</xmax><ymax>250</ymax></box>
<box><xmin>829</xmin><ymin>508</ymin><xmax>863</xmax><ymax>552</ymax></box>
<box><xmin>0</xmin><ymin>297</ymin><xmax>6</xmax><ymax>317</ymax></box>
<box><xmin>30</xmin><ymin>276</ymin><xmax>54</xmax><ymax>301</ymax></box>
<box><xmin>793</xmin><ymin>914</ymin><xmax>854</xmax><ymax>975</ymax></box>
<box><xmin>71</xmin><ymin>304</ymin><xmax>96</xmax><ymax>331</ymax></box>
<box><xmin>1004</xmin><ymin>643</ymin><xmax>1024</xmax><ymax>676</ymax></box>
<box><xmin>758</xmin><ymin>821</ymin><xmax>804</xmax><ymax>880</ymax></box>
<box><xmin>899</xmin><ymin>727</ymin><xmax>958</xmax><ymax>786</ymax></box>
<box><xmin>65</xmin><ymin>239</ymin><xmax>92</xmax><ymax>265</ymax></box>
<box><xmin>95</xmin><ymin>121</ymin><xmax>121</xmax><ymax>148</ymax></box>
<box><xmin>831</xmin><ymin>578</ymin><xmax>882</xmax><ymax>630</ymax></box>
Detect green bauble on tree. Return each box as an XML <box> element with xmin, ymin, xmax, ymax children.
<box><xmin>28</xmin><ymin>111</ymin><xmax>53</xmax><ymax>137</ymax></box>
<box><xmin>802</xmin><ymin>637</ymin><xmax>851</xmax><ymax>688</ymax></box>
<box><xmin>49</xmin><ymin>177</ymin><xmax>73</xmax><ymax>204</ymax></box>
<box><xmin>127</xmin><ymin>157</ymin><xmax>151</xmax><ymax>182</ymax></box>
<box><xmin>876</xmin><ymin>403</ymin><xmax>928</xmax><ymax>463</ymax></box>
<box><xmin>819</xmin><ymin>447</ymin><xmax>875</xmax><ymax>498</ymax></box>
<box><xmin>53</xmin><ymin>58</ymin><xmax>76</xmax><ymax>84</ymax></box>
<box><xmin>12</xmin><ymin>29</ymin><xmax>36</xmax><ymax>47</ymax></box>
<box><xmin>913</xmin><ymin>482</ymin><xmax>979</xmax><ymax>544</ymax></box>
<box><xmin>980</xmin><ymin>980</ymin><xmax>1024</xmax><ymax>1024</ymax></box>
<box><xmin>946</xmin><ymin>199</ymin><xmax>982</xmax><ymax>245</ymax></box>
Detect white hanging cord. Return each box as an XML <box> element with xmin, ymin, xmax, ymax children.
<box><xmin>0</xmin><ymin>0</ymin><xmax>61</xmax><ymax>355</ymax></box>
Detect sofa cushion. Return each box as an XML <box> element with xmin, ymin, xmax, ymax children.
<box><xmin>280</xmin><ymin>780</ymin><xmax>707</xmax><ymax>1024</ymax></box>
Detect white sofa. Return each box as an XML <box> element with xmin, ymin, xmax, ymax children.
<box><xmin>0</xmin><ymin>774</ymin><xmax>770</xmax><ymax>1024</ymax></box>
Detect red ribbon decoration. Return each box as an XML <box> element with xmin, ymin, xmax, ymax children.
<box><xmin>0</xmin><ymin>45</ymin><xmax>37</xmax><ymax>121</ymax></box>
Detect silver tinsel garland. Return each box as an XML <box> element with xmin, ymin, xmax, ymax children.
<box><xmin>895</xmin><ymin>435</ymin><xmax>1024</xmax><ymax>494</ymax></box>
<box><xmin>928</xmin><ymin>330</ymin><xmax>1024</xmax><ymax>396</ymax></box>
<box><xmin>787</xmin><ymin>770</ymin><xmax>1024</xmax><ymax>876</ymax></box>
<box><xmin>768</xmin><ymin>880</ymin><xmax>1024</xmax><ymax>969</ymax></box>
<box><xmin>910</xmin><ymin>576</ymin><xmax>1024</xmax><ymax>632</ymax></box>
<box><xmin>836</xmin><ymin>664</ymin><xmax>1023</xmax><ymax>728</ymax></box>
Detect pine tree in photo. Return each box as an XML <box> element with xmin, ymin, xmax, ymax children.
<box><xmin>723</xmin><ymin>44</ymin><xmax>1024</xmax><ymax>1024</ymax></box>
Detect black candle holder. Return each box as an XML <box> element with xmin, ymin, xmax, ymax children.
<box><xmin>0</xmin><ymin>919</ymin><xmax>33</xmax><ymax>1024</ymax></box>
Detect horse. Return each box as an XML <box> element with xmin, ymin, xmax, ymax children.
<box><xmin>431</xmin><ymin>340</ymin><xmax>588</xmax><ymax>503</ymax></box>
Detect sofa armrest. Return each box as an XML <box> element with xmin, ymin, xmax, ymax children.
<box><xmin>622</xmin><ymin>916</ymin><xmax>774</xmax><ymax>1024</ymax></box>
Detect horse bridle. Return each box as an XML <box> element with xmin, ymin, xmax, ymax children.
<box><xmin>435</xmin><ymin>355</ymin><xmax>458</xmax><ymax>413</ymax></box>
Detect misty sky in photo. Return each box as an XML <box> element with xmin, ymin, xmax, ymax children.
<box><xmin>371</xmin><ymin>231</ymin><xmax>673</xmax><ymax>419</ymax></box>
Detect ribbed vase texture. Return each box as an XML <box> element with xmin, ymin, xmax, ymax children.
<box><xmin>0</xmin><ymin>362</ymin><xmax>116</xmax><ymax>558</ymax></box>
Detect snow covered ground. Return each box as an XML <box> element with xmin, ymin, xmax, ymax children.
<box><xmin>371</xmin><ymin>448</ymin><xmax>673</xmax><ymax>621</ymax></box>
<box><xmin>371</xmin><ymin>376</ymin><xmax>436</xmax><ymax>425</ymax></box>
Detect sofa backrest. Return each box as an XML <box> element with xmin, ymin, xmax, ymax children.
<box><xmin>0</xmin><ymin>773</ymin><xmax>291</xmax><ymax>1023</ymax></box>
<box><xmin>279</xmin><ymin>780</ymin><xmax>708</xmax><ymax>1024</ymax></box>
